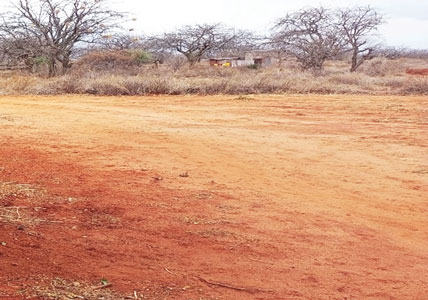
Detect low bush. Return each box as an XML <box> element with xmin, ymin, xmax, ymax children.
<box><xmin>400</xmin><ymin>78</ymin><xmax>428</xmax><ymax>95</ymax></box>
<box><xmin>72</xmin><ymin>50</ymin><xmax>152</xmax><ymax>76</ymax></box>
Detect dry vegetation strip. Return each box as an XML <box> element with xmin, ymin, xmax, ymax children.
<box><xmin>1</xmin><ymin>57</ymin><xmax>428</xmax><ymax>96</ymax></box>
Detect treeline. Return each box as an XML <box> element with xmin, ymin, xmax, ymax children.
<box><xmin>0</xmin><ymin>0</ymin><xmax>424</xmax><ymax>77</ymax></box>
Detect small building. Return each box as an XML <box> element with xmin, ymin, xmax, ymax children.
<box><xmin>209</xmin><ymin>57</ymin><xmax>241</xmax><ymax>67</ymax></box>
<box><xmin>208</xmin><ymin>52</ymin><xmax>280</xmax><ymax>68</ymax></box>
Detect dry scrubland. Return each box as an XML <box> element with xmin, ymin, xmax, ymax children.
<box><xmin>1</xmin><ymin>57</ymin><xmax>428</xmax><ymax>96</ymax></box>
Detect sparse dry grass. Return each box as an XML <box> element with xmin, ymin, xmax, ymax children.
<box><xmin>23</xmin><ymin>278</ymin><xmax>128</xmax><ymax>300</ymax></box>
<box><xmin>0</xmin><ymin>182</ymin><xmax>49</xmax><ymax>227</ymax></box>
<box><xmin>21</xmin><ymin>277</ymin><xmax>192</xmax><ymax>300</ymax></box>
<box><xmin>0</xmin><ymin>206</ymin><xmax>49</xmax><ymax>227</ymax></box>
<box><xmin>0</xmin><ymin>181</ymin><xmax>42</xmax><ymax>199</ymax></box>
<box><xmin>1</xmin><ymin>57</ymin><xmax>427</xmax><ymax>96</ymax></box>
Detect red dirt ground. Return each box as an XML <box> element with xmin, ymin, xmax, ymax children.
<box><xmin>406</xmin><ymin>68</ymin><xmax>428</xmax><ymax>76</ymax></box>
<box><xmin>0</xmin><ymin>95</ymin><xmax>427</xmax><ymax>300</ymax></box>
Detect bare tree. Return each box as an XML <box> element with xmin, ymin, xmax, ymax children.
<box><xmin>98</xmin><ymin>33</ymin><xmax>143</xmax><ymax>50</ymax></box>
<box><xmin>271</xmin><ymin>7</ymin><xmax>345</xmax><ymax>71</ymax></box>
<box><xmin>139</xmin><ymin>36</ymin><xmax>174</xmax><ymax>65</ymax></box>
<box><xmin>0</xmin><ymin>0</ymin><xmax>125</xmax><ymax>76</ymax></box>
<box><xmin>159</xmin><ymin>24</ymin><xmax>248</xmax><ymax>65</ymax></box>
<box><xmin>338</xmin><ymin>6</ymin><xmax>383</xmax><ymax>72</ymax></box>
<box><xmin>214</xmin><ymin>30</ymin><xmax>260</xmax><ymax>57</ymax></box>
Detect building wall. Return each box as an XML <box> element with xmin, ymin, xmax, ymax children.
<box><xmin>209</xmin><ymin>53</ymin><xmax>279</xmax><ymax>68</ymax></box>
<box><xmin>261</xmin><ymin>57</ymin><xmax>280</xmax><ymax>67</ymax></box>
<box><xmin>236</xmin><ymin>59</ymin><xmax>254</xmax><ymax>67</ymax></box>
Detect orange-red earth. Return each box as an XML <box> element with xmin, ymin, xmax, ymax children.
<box><xmin>0</xmin><ymin>95</ymin><xmax>427</xmax><ymax>299</ymax></box>
<box><xmin>406</xmin><ymin>68</ymin><xmax>428</xmax><ymax>76</ymax></box>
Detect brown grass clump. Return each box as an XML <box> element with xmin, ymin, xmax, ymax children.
<box><xmin>0</xmin><ymin>75</ymin><xmax>39</xmax><ymax>94</ymax></box>
<box><xmin>359</xmin><ymin>57</ymin><xmax>403</xmax><ymax>76</ymax></box>
<box><xmin>399</xmin><ymin>77</ymin><xmax>428</xmax><ymax>94</ymax></box>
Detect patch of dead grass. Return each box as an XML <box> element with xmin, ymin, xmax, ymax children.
<box><xmin>0</xmin><ymin>182</ymin><xmax>44</xmax><ymax>200</ymax></box>
<box><xmin>23</xmin><ymin>278</ymin><xmax>128</xmax><ymax>300</ymax></box>
<box><xmin>0</xmin><ymin>206</ymin><xmax>49</xmax><ymax>227</ymax></box>
<box><xmin>0</xmin><ymin>182</ymin><xmax>54</xmax><ymax>227</ymax></box>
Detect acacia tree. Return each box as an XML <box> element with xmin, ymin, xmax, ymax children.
<box><xmin>271</xmin><ymin>7</ymin><xmax>345</xmax><ymax>71</ymax></box>
<box><xmin>139</xmin><ymin>35</ymin><xmax>174</xmax><ymax>65</ymax></box>
<box><xmin>215</xmin><ymin>30</ymin><xmax>260</xmax><ymax>57</ymax></box>
<box><xmin>0</xmin><ymin>0</ymin><xmax>125</xmax><ymax>76</ymax></box>
<box><xmin>159</xmin><ymin>24</ymin><xmax>249</xmax><ymax>65</ymax></box>
<box><xmin>338</xmin><ymin>6</ymin><xmax>383</xmax><ymax>72</ymax></box>
<box><xmin>97</xmin><ymin>33</ymin><xmax>143</xmax><ymax>50</ymax></box>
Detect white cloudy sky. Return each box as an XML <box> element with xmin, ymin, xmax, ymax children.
<box><xmin>110</xmin><ymin>0</ymin><xmax>428</xmax><ymax>49</ymax></box>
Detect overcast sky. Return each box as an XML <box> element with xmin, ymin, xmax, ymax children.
<box><xmin>111</xmin><ymin>0</ymin><xmax>428</xmax><ymax>49</ymax></box>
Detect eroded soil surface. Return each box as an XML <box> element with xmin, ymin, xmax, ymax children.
<box><xmin>0</xmin><ymin>95</ymin><xmax>427</xmax><ymax>300</ymax></box>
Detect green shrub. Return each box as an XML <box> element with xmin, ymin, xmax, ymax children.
<box><xmin>32</xmin><ymin>56</ymin><xmax>49</xmax><ymax>66</ymax></box>
<box><xmin>132</xmin><ymin>50</ymin><xmax>152</xmax><ymax>64</ymax></box>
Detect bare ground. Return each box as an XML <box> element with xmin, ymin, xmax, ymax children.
<box><xmin>0</xmin><ymin>94</ymin><xmax>427</xmax><ymax>300</ymax></box>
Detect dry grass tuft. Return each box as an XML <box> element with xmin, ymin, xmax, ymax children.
<box><xmin>399</xmin><ymin>77</ymin><xmax>428</xmax><ymax>94</ymax></box>
<box><xmin>0</xmin><ymin>75</ymin><xmax>39</xmax><ymax>94</ymax></box>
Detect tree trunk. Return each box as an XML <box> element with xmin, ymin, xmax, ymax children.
<box><xmin>188</xmin><ymin>57</ymin><xmax>198</xmax><ymax>67</ymax></box>
<box><xmin>60</xmin><ymin>59</ymin><xmax>72</xmax><ymax>74</ymax></box>
<box><xmin>350</xmin><ymin>49</ymin><xmax>358</xmax><ymax>72</ymax></box>
<box><xmin>47</xmin><ymin>58</ymin><xmax>57</xmax><ymax>77</ymax></box>
<box><xmin>351</xmin><ymin>48</ymin><xmax>374</xmax><ymax>72</ymax></box>
<box><xmin>24</xmin><ymin>57</ymin><xmax>35</xmax><ymax>73</ymax></box>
